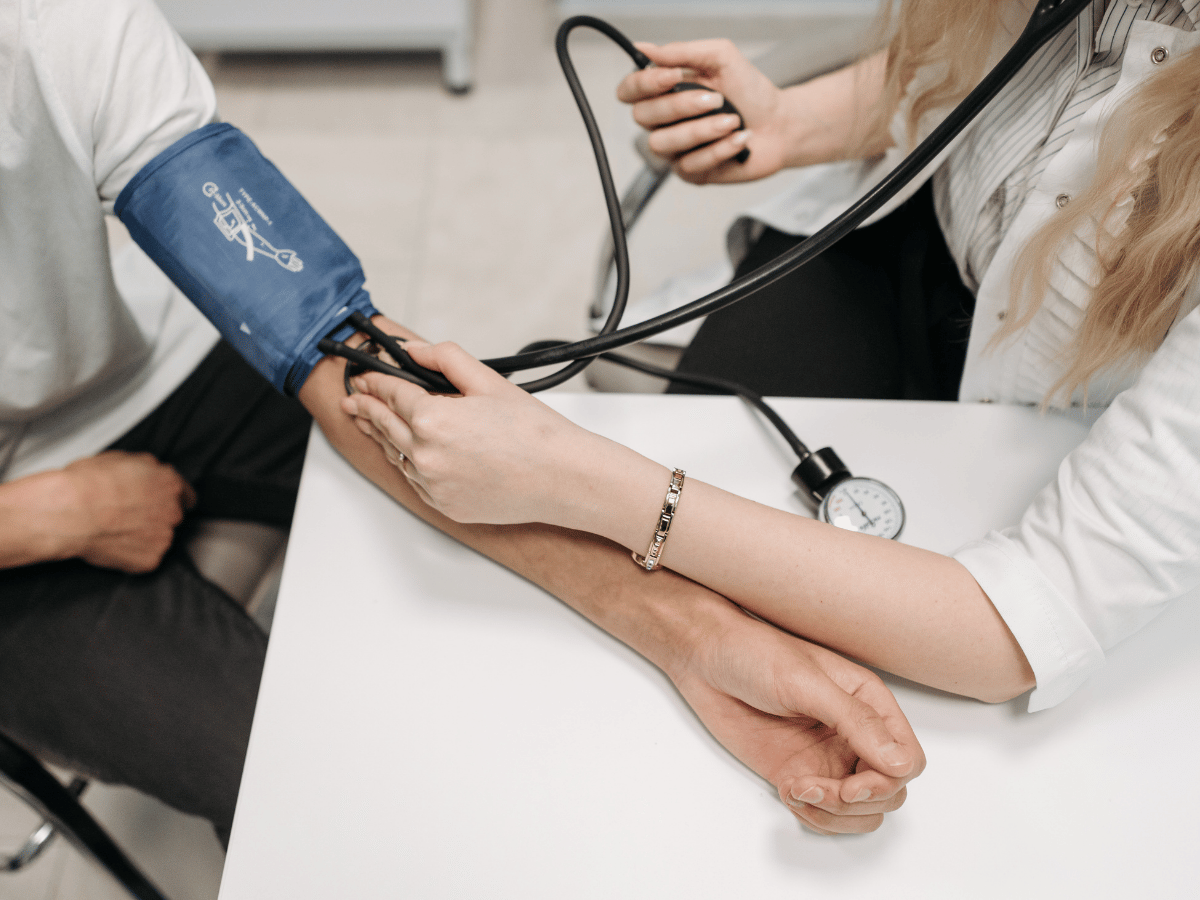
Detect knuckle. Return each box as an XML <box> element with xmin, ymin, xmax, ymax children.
<box><xmin>645</xmin><ymin>128</ymin><xmax>673</xmax><ymax>156</ymax></box>
<box><xmin>632</xmin><ymin>104</ymin><xmax>659</xmax><ymax>129</ymax></box>
<box><xmin>675</xmin><ymin>152</ymin><xmax>704</xmax><ymax>176</ymax></box>
<box><xmin>705</xmin><ymin>117</ymin><xmax>737</xmax><ymax>140</ymax></box>
<box><xmin>406</xmin><ymin>445</ymin><xmax>429</xmax><ymax>472</ymax></box>
<box><xmin>129</xmin><ymin>551</ymin><xmax>161</xmax><ymax>574</ymax></box>
<box><xmin>884</xmin><ymin>787</ymin><xmax>908</xmax><ymax>812</ymax></box>
<box><xmin>852</xmin><ymin>707</ymin><xmax>884</xmax><ymax>732</ymax></box>
<box><xmin>422</xmin><ymin>407</ymin><xmax>455</xmax><ymax>441</ymax></box>
<box><xmin>795</xmin><ymin>804</ymin><xmax>832</xmax><ymax>829</ymax></box>
<box><xmin>857</xmin><ymin>814</ymin><xmax>886</xmax><ymax>834</ymax></box>
<box><xmin>713</xmin><ymin>38</ymin><xmax>737</xmax><ymax>60</ymax></box>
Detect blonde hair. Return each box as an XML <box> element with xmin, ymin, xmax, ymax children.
<box><xmin>867</xmin><ymin>0</ymin><xmax>1199</xmax><ymax>402</ymax></box>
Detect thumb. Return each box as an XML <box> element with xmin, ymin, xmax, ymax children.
<box><xmin>405</xmin><ymin>342</ymin><xmax>514</xmax><ymax>397</ymax></box>
<box><xmin>641</xmin><ymin>40</ymin><xmax>730</xmax><ymax>74</ymax></box>
<box><xmin>791</xmin><ymin>672</ymin><xmax>916</xmax><ymax>778</ymax></box>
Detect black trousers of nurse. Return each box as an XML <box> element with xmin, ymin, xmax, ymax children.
<box><xmin>671</xmin><ymin>182</ymin><xmax>977</xmax><ymax>401</ymax></box>
<box><xmin>0</xmin><ymin>342</ymin><xmax>311</xmax><ymax>848</ymax></box>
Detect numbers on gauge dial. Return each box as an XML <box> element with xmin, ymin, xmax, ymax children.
<box><xmin>819</xmin><ymin>477</ymin><xmax>905</xmax><ymax>540</ymax></box>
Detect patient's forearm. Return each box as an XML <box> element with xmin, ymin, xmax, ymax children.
<box><xmin>566</xmin><ymin>458</ymin><xmax>1035</xmax><ymax>703</ymax></box>
<box><xmin>301</xmin><ymin>328</ymin><xmax>1031</xmax><ymax>704</ymax></box>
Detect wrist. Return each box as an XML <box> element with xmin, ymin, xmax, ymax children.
<box><xmin>628</xmin><ymin>572</ymin><xmax>742</xmax><ymax>683</ymax></box>
<box><xmin>545</xmin><ymin>433</ymin><xmax>671</xmax><ymax>547</ymax></box>
<box><xmin>779</xmin><ymin>88</ymin><xmax>846</xmax><ymax>169</ymax></box>
<box><xmin>528</xmin><ymin>525</ymin><xmax>735</xmax><ymax>682</ymax></box>
<box><xmin>0</xmin><ymin>469</ymin><xmax>81</xmax><ymax>566</ymax></box>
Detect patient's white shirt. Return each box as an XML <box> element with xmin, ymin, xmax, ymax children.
<box><xmin>0</xmin><ymin>0</ymin><xmax>219</xmax><ymax>482</ymax></box>
<box><xmin>739</xmin><ymin>0</ymin><xmax>1200</xmax><ymax>709</ymax></box>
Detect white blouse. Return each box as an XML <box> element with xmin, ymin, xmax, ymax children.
<box><xmin>736</xmin><ymin>0</ymin><xmax>1200</xmax><ymax>709</ymax></box>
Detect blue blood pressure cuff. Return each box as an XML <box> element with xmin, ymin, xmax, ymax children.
<box><xmin>115</xmin><ymin>123</ymin><xmax>379</xmax><ymax>395</ymax></box>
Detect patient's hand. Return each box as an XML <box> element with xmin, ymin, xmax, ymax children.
<box><xmin>671</xmin><ymin>608</ymin><xmax>924</xmax><ymax>835</ymax></box>
<box><xmin>0</xmin><ymin>451</ymin><xmax>195</xmax><ymax>573</ymax></box>
<box><xmin>334</xmin><ymin>339</ymin><xmax>924</xmax><ymax>834</ymax></box>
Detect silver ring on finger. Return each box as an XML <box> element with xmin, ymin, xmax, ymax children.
<box><xmin>397</xmin><ymin>452</ymin><xmax>416</xmax><ymax>479</ymax></box>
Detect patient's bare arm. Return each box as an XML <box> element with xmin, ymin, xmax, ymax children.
<box><xmin>296</xmin><ymin>319</ymin><xmax>924</xmax><ymax>835</ymax></box>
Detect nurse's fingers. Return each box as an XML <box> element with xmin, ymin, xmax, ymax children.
<box><xmin>638</xmin><ymin>39</ymin><xmax>741</xmax><ymax>74</ymax></box>
<box><xmin>403</xmin><ymin>341</ymin><xmax>517</xmax><ymax>397</ymax></box>
<box><xmin>616</xmin><ymin>60</ymin><xmax>685</xmax><ymax>105</ymax></box>
<box><xmin>342</xmin><ymin>390</ymin><xmax>416</xmax><ymax>455</ymax></box>
<box><xmin>645</xmin><ymin>114</ymin><xmax>742</xmax><ymax>159</ymax></box>
<box><xmin>629</xmin><ymin>86</ymin><xmax>724</xmax><ymax>130</ymax></box>
<box><xmin>352</xmin><ymin>370</ymin><xmax>434</xmax><ymax>423</ymax></box>
<box><xmin>672</xmin><ymin>131</ymin><xmax>752</xmax><ymax>181</ymax></box>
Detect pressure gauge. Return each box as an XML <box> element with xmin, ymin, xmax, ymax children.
<box><xmin>792</xmin><ymin>447</ymin><xmax>906</xmax><ymax>541</ymax></box>
<box><xmin>818</xmin><ymin>476</ymin><xmax>905</xmax><ymax>540</ymax></box>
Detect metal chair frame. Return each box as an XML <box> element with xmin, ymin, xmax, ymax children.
<box><xmin>0</xmin><ymin>517</ymin><xmax>287</xmax><ymax>899</ymax></box>
<box><xmin>0</xmin><ymin>731</ymin><xmax>168</xmax><ymax>899</ymax></box>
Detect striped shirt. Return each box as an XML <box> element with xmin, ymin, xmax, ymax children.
<box><xmin>936</xmin><ymin>0</ymin><xmax>1200</xmax><ymax>292</ymax></box>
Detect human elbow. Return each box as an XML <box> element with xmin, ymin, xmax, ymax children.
<box><xmin>960</xmin><ymin>662</ymin><xmax>1036</xmax><ymax>705</ymax></box>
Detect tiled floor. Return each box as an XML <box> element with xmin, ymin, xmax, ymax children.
<box><xmin>1</xmin><ymin>1</ymin><xmax>866</xmax><ymax>897</ymax></box>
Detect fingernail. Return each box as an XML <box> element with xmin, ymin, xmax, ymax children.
<box><xmin>880</xmin><ymin>742</ymin><xmax>909</xmax><ymax>769</ymax></box>
<box><xmin>794</xmin><ymin>787</ymin><xmax>823</xmax><ymax>804</ymax></box>
<box><xmin>851</xmin><ymin>788</ymin><xmax>872</xmax><ymax>803</ymax></box>
<box><xmin>733</xmin><ymin>129</ymin><xmax>751</xmax><ymax>146</ymax></box>
<box><xmin>699</xmin><ymin>92</ymin><xmax>721</xmax><ymax>109</ymax></box>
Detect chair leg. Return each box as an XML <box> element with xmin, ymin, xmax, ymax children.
<box><xmin>0</xmin><ymin>733</ymin><xmax>170</xmax><ymax>900</ymax></box>
<box><xmin>3</xmin><ymin>775</ymin><xmax>87</xmax><ymax>871</ymax></box>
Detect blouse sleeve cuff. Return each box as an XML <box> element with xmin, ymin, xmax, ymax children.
<box><xmin>953</xmin><ymin>533</ymin><xmax>1106</xmax><ymax>712</ymax></box>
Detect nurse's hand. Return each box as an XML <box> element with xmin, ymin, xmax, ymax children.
<box><xmin>341</xmin><ymin>341</ymin><xmax>603</xmax><ymax>526</ymax></box>
<box><xmin>674</xmin><ymin>607</ymin><xmax>924</xmax><ymax>834</ymax></box>
<box><xmin>341</xmin><ymin>341</ymin><xmax>925</xmax><ymax>834</ymax></box>
<box><xmin>616</xmin><ymin>40</ymin><xmax>786</xmax><ymax>184</ymax></box>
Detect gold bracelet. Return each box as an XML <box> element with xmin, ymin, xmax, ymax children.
<box><xmin>632</xmin><ymin>468</ymin><xmax>685</xmax><ymax>571</ymax></box>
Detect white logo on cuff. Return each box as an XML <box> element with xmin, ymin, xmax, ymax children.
<box><xmin>203</xmin><ymin>182</ymin><xmax>303</xmax><ymax>272</ymax></box>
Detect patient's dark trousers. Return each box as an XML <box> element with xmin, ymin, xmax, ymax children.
<box><xmin>672</xmin><ymin>182</ymin><xmax>977</xmax><ymax>401</ymax></box>
<box><xmin>0</xmin><ymin>342</ymin><xmax>311</xmax><ymax>847</ymax></box>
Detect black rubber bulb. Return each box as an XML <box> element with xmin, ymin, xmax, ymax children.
<box><xmin>665</xmin><ymin>82</ymin><xmax>751</xmax><ymax>164</ymax></box>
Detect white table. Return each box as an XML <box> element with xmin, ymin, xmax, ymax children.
<box><xmin>219</xmin><ymin>395</ymin><xmax>1200</xmax><ymax>899</ymax></box>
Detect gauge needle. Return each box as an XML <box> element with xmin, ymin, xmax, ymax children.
<box><xmin>849</xmin><ymin>495</ymin><xmax>877</xmax><ymax>527</ymax></box>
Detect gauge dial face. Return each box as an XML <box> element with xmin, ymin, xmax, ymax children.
<box><xmin>818</xmin><ymin>477</ymin><xmax>905</xmax><ymax>540</ymax></box>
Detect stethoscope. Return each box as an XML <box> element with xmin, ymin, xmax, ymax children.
<box><xmin>320</xmin><ymin>0</ymin><xmax>1092</xmax><ymax>540</ymax></box>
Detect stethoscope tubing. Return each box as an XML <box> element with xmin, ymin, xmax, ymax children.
<box><xmin>483</xmin><ymin>0</ymin><xmax>1092</xmax><ymax>380</ymax></box>
<box><xmin>322</xmin><ymin>0</ymin><xmax>1091</xmax><ymax>396</ymax></box>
